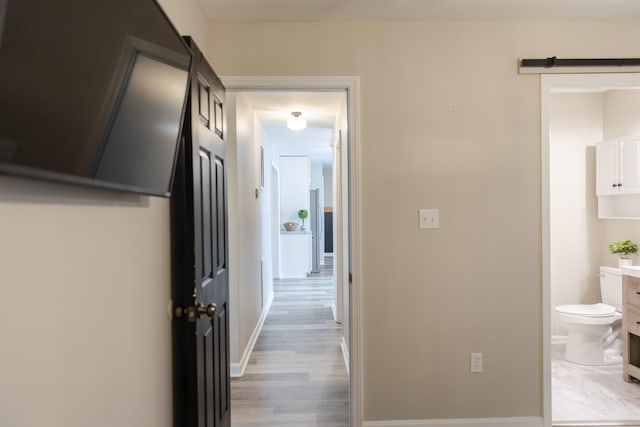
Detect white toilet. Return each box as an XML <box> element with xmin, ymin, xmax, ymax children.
<box><xmin>555</xmin><ymin>266</ymin><xmax>623</xmax><ymax>365</ymax></box>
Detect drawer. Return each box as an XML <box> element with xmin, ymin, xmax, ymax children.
<box><xmin>626</xmin><ymin>276</ymin><xmax>640</xmax><ymax>307</ymax></box>
<box><xmin>627</xmin><ymin>305</ymin><xmax>640</xmax><ymax>337</ymax></box>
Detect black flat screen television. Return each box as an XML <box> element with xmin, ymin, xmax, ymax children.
<box><xmin>0</xmin><ymin>0</ymin><xmax>192</xmax><ymax>197</ymax></box>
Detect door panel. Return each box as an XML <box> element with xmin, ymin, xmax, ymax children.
<box><xmin>215</xmin><ymin>157</ymin><xmax>226</xmax><ymax>270</ymax></box>
<box><xmin>214</xmin><ymin>304</ymin><xmax>229</xmax><ymax>424</ymax></box>
<box><xmin>171</xmin><ymin>37</ymin><xmax>230</xmax><ymax>427</ymax></box>
<box><xmin>200</xmin><ymin>149</ymin><xmax>215</xmax><ymax>279</ymax></box>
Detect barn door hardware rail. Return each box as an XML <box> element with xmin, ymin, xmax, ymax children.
<box><xmin>520</xmin><ymin>57</ymin><xmax>640</xmax><ymax>68</ymax></box>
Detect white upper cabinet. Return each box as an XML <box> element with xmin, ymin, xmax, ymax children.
<box><xmin>597</xmin><ymin>139</ymin><xmax>620</xmax><ymax>196</ymax></box>
<box><xmin>596</xmin><ymin>136</ymin><xmax>640</xmax><ymax>196</ymax></box>
<box><xmin>622</xmin><ymin>137</ymin><xmax>640</xmax><ymax>194</ymax></box>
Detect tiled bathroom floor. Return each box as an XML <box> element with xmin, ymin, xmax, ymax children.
<box><xmin>553</xmin><ymin>344</ymin><xmax>640</xmax><ymax>423</ymax></box>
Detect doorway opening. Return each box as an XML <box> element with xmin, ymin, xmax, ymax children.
<box><xmin>541</xmin><ymin>73</ymin><xmax>640</xmax><ymax>426</ymax></box>
<box><xmin>221</xmin><ymin>77</ymin><xmax>362</xmax><ymax>426</ymax></box>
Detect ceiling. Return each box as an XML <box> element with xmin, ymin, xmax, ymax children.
<box><xmin>245</xmin><ymin>91</ymin><xmax>345</xmax><ymax>128</ymax></box>
<box><xmin>243</xmin><ymin>91</ymin><xmax>346</xmax><ymax>165</ymax></box>
<box><xmin>199</xmin><ymin>0</ymin><xmax>640</xmax><ymax>21</ymax></box>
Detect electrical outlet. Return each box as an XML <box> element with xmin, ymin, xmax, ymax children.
<box><xmin>470</xmin><ymin>352</ymin><xmax>483</xmax><ymax>373</ymax></box>
<box><xmin>419</xmin><ymin>209</ymin><xmax>439</xmax><ymax>229</ymax></box>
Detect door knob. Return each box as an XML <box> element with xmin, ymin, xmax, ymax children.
<box><xmin>175</xmin><ymin>303</ymin><xmax>217</xmax><ymax>322</ymax></box>
<box><xmin>197</xmin><ymin>303</ymin><xmax>217</xmax><ymax>318</ymax></box>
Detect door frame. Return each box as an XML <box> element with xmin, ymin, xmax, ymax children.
<box><xmin>220</xmin><ymin>75</ymin><xmax>363</xmax><ymax>427</ymax></box>
<box><xmin>540</xmin><ymin>72</ymin><xmax>640</xmax><ymax>427</ymax></box>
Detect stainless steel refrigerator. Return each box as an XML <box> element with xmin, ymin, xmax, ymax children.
<box><xmin>310</xmin><ymin>188</ymin><xmax>322</xmax><ymax>273</ymax></box>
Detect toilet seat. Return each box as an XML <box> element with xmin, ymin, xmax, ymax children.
<box><xmin>555</xmin><ymin>303</ymin><xmax>617</xmax><ymax>317</ymax></box>
<box><xmin>555</xmin><ymin>303</ymin><xmax>621</xmax><ymax>326</ymax></box>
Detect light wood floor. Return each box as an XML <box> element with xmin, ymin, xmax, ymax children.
<box><xmin>231</xmin><ymin>258</ymin><xmax>349</xmax><ymax>427</ymax></box>
<box><xmin>552</xmin><ymin>344</ymin><xmax>640</xmax><ymax>424</ymax></box>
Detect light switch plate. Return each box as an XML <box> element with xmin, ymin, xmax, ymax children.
<box><xmin>419</xmin><ymin>209</ymin><xmax>439</xmax><ymax>229</ymax></box>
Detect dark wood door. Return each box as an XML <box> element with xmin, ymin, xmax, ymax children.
<box><xmin>171</xmin><ymin>38</ymin><xmax>230</xmax><ymax>427</ymax></box>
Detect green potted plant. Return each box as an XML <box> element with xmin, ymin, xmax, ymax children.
<box><xmin>609</xmin><ymin>240</ymin><xmax>638</xmax><ymax>267</ymax></box>
<box><xmin>298</xmin><ymin>209</ymin><xmax>309</xmax><ymax>231</ymax></box>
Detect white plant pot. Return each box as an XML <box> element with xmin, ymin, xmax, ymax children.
<box><xmin>618</xmin><ymin>258</ymin><xmax>633</xmax><ymax>268</ymax></box>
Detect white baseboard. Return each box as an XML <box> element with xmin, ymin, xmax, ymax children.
<box><xmin>341</xmin><ymin>335</ymin><xmax>350</xmax><ymax>375</ymax></box>
<box><xmin>230</xmin><ymin>291</ymin><xmax>273</xmax><ymax>378</ymax></box>
<box><xmin>363</xmin><ymin>417</ymin><xmax>543</xmax><ymax>427</ymax></box>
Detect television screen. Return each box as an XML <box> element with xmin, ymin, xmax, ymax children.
<box><xmin>0</xmin><ymin>0</ymin><xmax>191</xmax><ymax>197</ymax></box>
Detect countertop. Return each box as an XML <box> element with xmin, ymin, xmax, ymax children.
<box><xmin>622</xmin><ymin>266</ymin><xmax>640</xmax><ymax>278</ymax></box>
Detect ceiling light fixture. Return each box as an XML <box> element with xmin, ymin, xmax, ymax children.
<box><xmin>287</xmin><ymin>111</ymin><xmax>307</xmax><ymax>131</ymax></box>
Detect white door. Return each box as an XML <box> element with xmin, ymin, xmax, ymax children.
<box><xmin>271</xmin><ymin>165</ymin><xmax>280</xmax><ymax>278</ymax></box>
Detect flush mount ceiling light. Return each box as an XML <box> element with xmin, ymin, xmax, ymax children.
<box><xmin>287</xmin><ymin>111</ymin><xmax>307</xmax><ymax>131</ymax></box>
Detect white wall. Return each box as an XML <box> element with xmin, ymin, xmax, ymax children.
<box><xmin>208</xmin><ymin>20</ymin><xmax>640</xmax><ymax>422</ymax></box>
<box><xmin>260</xmin><ymin>122</ymin><xmax>281</xmax><ymax>291</ymax></box>
<box><xmin>226</xmin><ymin>93</ymin><xmax>265</xmax><ymax>365</ymax></box>
<box><xmin>549</xmin><ymin>93</ymin><xmax>604</xmax><ymax>335</ymax></box>
<box><xmin>603</xmin><ymin>90</ymin><xmax>640</xmax><ymax>140</ymax></box>
<box><xmin>259</xmin><ymin>143</ymin><xmax>275</xmax><ymax>308</ymax></box>
<box><xmin>549</xmin><ymin>88</ymin><xmax>640</xmax><ymax>336</ymax></box>
<box><xmin>601</xmin><ymin>89</ymin><xmax>640</xmax><ymax>266</ymax></box>
<box><xmin>279</xmin><ymin>156</ymin><xmax>310</xmax><ymax>225</ymax></box>
<box><xmin>0</xmin><ymin>2</ymin><xmax>207</xmax><ymax>426</ymax></box>
<box><xmin>226</xmin><ymin>92</ymin><xmax>240</xmax><ymax>364</ymax></box>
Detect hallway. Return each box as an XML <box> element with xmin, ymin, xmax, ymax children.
<box><xmin>230</xmin><ymin>259</ymin><xmax>349</xmax><ymax>426</ymax></box>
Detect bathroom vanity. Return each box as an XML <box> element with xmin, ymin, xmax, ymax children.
<box><xmin>622</xmin><ymin>266</ymin><xmax>640</xmax><ymax>382</ymax></box>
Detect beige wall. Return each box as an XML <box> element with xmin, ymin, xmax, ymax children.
<box><xmin>0</xmin><ymin>1</ymin><xmax>205</xmax><ymax>426</ymax></box>
<box><xmin>0</xmin><ymin>177</ymin><xmax>173</xmax><ymax>427</ymax></box>
<box><xmin>4</xmin><ymin>13</ymin><xmax>640</xmax><ymax>427</ymax></box>
<box><xmin>207</xmin><ymin>21</ymin><xmax>640</xmax><ymax>421</ymax></box>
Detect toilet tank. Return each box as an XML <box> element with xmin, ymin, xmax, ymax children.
<box><xmin>600</xmin><ymin>266</ymin><xmax>622</xmax><ymax>311</ymax></box>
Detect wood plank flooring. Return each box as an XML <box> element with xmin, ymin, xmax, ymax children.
<box><xmin>552</xmin><ymin>343</ymin><xmax>640</xmax><ymax>424</ymax></box>
<box><xmin>231</xmin><ymin>258</ymin><xmax>349</xmax><ymax>427</ymax></box>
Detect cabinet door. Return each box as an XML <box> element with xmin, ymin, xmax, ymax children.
<box><xmin>596</xmin><ymin>139</ymin><xmax>621</xmax><ymax>196</ymax></box>
<box><xmin>621</xmin><ymin>138</ymin><xmax>640</xmax><ymax>194</ymax></box>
